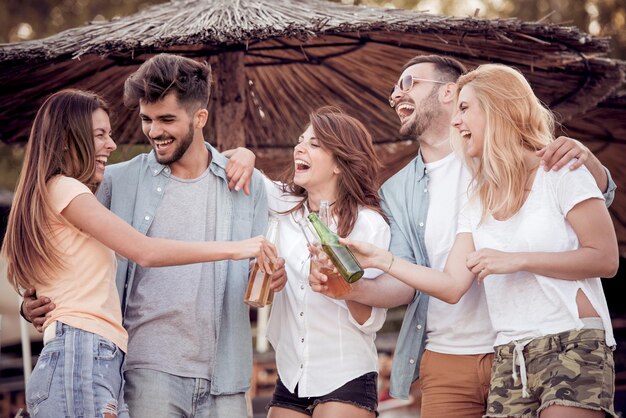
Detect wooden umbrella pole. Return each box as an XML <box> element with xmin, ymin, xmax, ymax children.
<box><xmin>213</xmin><ymin>50</ymin><xmax>247</xmax><ymax>151</ymax></box>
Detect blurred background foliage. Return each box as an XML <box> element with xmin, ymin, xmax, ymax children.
<box><xmin>1</xmin><ymin>0</ymin><xmax>624</xmax><ymax>58</ymax></box>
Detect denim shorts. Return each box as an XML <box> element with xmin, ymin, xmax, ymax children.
<box><xmin>26</xmin><ymin>322</ymin><xmax>128</xmax><ymax>418</ymax></box>
<box><xmin>485</xmin><ymin>328</ymin><xmax>617</xmax><ymax>418</ymax></box>
<box><xmin>268</xmin><ymin>372</ymin><xmax>379</xmax><ymax>416</ymax></box>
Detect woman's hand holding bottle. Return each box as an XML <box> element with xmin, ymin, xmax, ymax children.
<box><xmin>308</xmin><ymin>244</ymin><xmax>334</xmax><ymax>295</ymax></box>
<box><xmin>231</xmin><ymin>236</ymin><xmax>277</xmax><ymax>273</ymax></box>
<box><xmin>339</xmin><ymin>238</ymin><xmax>391</xmax><ymax>272</ymax></box>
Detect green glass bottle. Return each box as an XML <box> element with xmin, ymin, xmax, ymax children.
<box><xmin>307</xmin><ymin>212</ymin><xmax>364</xmax><ymax>283</ymax></box>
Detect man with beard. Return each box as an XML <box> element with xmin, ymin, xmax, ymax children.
<box><xmin>22</xmin><ymin>53</ymin><xmax>287</xmax><ymax>418</ymax></box>
<box><xmin>310</xmin><ymin>55</ymin><xmax>615</xmax><ymax>418</ymax></box>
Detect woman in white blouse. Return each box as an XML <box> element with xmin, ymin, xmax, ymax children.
<box><xmin>332</xmin><ymin>65</ymin><xmax>619</xmax><ymax>418</ymax></box>
<box><xmin>262</xmin><ymin>107</ymin><xmax>390</xmax><ymax>418</ymax></box>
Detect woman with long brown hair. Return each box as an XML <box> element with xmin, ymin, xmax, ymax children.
<box><xmin>263</xmin><ymin>107</ymin><xmax>390</xmax><ymax>418</ymax></box>
<box><xmin>1</xmin><ymin>89</ymin><xmax>275</xmax><ymax>418</ymax></box>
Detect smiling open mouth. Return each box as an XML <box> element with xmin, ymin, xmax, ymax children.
<box><xmin>153</xmin><ymin>138</ymin><xmax>174</xmax><ymax>150</ymax></box>
<box><xmin>96</xmin><ymin>156</ymin><xmax>108</xmax><ymax>169</ymax></box>
<box><xmin>396</xmin><ymin>103</ymin><xmax>415</xmax><ymax>120</ymax></box>
<box><xmin>295</xmin><ymin>159</ymin><xmax>310</xmax><ymax>172</ymax></box>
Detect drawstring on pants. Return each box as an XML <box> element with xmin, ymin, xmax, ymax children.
<box><xmin>511</xmin><ymin>339</ymin><xmax>533</xmax><ymax>398</ymax></box>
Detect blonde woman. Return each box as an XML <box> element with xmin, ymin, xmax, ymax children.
<box><xmin>2</xmin><ymin>89</ymin><xmax>275</xmax><ymax>418</ymax></box>
<box><xmin>323</xmin><ymin>65</ymin><xmax>618</xmax><ymax>418</ymax></box>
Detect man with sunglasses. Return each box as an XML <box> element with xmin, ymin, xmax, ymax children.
<box><xmin>310</xmin><ymin>55</ymin><xmax>615</xmax><ymax>418</ymax></box>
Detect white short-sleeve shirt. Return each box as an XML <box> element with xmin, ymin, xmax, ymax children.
<box><xmin>457</xmin><ymin>164</ymin><xmax>614</xmax><ymax>347</ymax></box>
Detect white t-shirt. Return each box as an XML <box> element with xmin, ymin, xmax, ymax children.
<box><xmin>424</xmin><ymin>153</ymin><xmax>495</xmax><ymax>354</ymax></box>
<box><xmin>264</xmin><ymin>177</ymin><xmax>391</xmax><ymax>397</ymax></box>
<box><xmin>457</xmin><ymin>164</ymin><xmax>615</xmax><ymax>347</ymax></box>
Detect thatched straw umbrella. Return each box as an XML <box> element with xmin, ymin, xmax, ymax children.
<box><xmin>563</xmin><ymin>86</ymin><xmax>626</xmax><ymax>255</ymax></box>
<box><xmin>0</xmin><ymin>0</ymin><xmax>624</xmax><ymax>251</ymax></box>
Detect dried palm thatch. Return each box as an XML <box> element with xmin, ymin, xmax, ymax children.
<box><xmin>1</xmin><ymin>0</ymin><xmax>623</xmax><ymax>146</ymax></box>
<box><xmin>0</xmin><ymin>0</ymin><xmax>625</xmax><ymax>252</ymax></box>
<box><xmin>561</xmin><ymin>86</ymin><xmax>626</xmax><ymax>255</ymax></box>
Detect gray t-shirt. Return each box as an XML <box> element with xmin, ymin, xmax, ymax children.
<box><xmin>124</xmin><ymin>167</ymin><xmax>218</xmax><ymax>379</ymax></box>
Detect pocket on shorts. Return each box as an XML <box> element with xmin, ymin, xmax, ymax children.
<box><xmin>363</xmin><ymin>372</ymin><xmax>378</xmax><ymax>400</ymax></box>
<box><xmin>562</xmin><ymin>338</ymin><xmax>607</xmax><ymax>368</ymax></box>
<box><xmin>95</xmin><ymin>338</ymin><xmax>118</xmax><ymax>360</ymax></box>
<box><xmin>27</xmin><ymin>350</ymin><xmax>60</xmax><ymax>408</ymax></box>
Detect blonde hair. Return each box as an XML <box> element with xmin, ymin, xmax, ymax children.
<box><xmin>451</xmin><ymin>64</ymin><xmax>555</xmax><ymax>221</ymax></box>
<box><xmin>2</xmin><ymin>89</ymin><xmax>108</xmax><ymax>293</ymax></box>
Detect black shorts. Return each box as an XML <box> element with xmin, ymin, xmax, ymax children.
<box><xmin>267</xmin><ymin>372</ymin><xmax>379</xmax><ymax>416</ymax></box>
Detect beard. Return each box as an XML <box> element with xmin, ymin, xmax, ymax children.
<box><xmin>399</xmin><ymin>85</ymin><xmax>441</xmax><ymax>139</ymax></box>
<box><xmin>152</xmin><ymin>121</ymin><xmax>195</xmax><ymax>165</ymax></box>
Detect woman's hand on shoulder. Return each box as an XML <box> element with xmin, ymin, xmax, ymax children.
<box><xmin>225</xmin><ymin>147</ymin><xmax>256</xmax><ymax>195</ymax></box>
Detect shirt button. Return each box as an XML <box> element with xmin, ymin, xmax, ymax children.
<box><xmin>409</xmin><ymin>358</ymin><xmax>415</xmax><ymax>364</ymax></box>
<box><xmin>144</xmin><ymin>215</ymin><xmax>150</xmax><ymax>221</ymax></box>
<box><xmin>164</xmin><ymin>167</ymin><xmax>170</xmax><ymax>173</ymax></box>
<box><xmin>300</xmin><ymin>364</ymin><xmax>304</xmax><ymax>369</ymax></box>
<box><xmin>156</xmin><ymin>187</ymin><xmax>162</xmax><ymax>192</ymax></box>
<box><xmin>300</xmin><ymin>312</ymin><xmax>304</xmax><ymax>317</ymax></box>
<box><xmin>301</xmin><ymin>338</ymin><xmax>304</xmax><ymax>343</ymax></box>
<box><xmin>424</xmin><ymin>188</ymin><xmax>428</xmax><ymax>193</ymax></box>
<box><xmin>417</xmin><ymin>324</ymin><xmax>422</xmax><ymax>330</ymax></box>
<box><xmin>300</xmin><ymin>284</ymin><xmax>305</xmax><ymax>290</ymax></box>
<box><xmin>124</xmin><ymin>284</ymin><xmax>128</xmax><ymax>289</ymax></box>
<box><xmin>419</xmin><ymin>222</ymin><xmax>424</xmax><ymax>227</ymax></box>
<box><xmin>153</xmin><ymin>169</ymin><xmax>158</xmax><ymax>174</ymax></box>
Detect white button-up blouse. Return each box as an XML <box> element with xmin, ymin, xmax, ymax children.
<box><xmin>264</xmin><ymin>178</ymin><xmax>391</xmax><ymax>397</ymax></box>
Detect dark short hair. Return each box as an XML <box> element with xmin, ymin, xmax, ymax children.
<box><xmin>123</xmin><ymin>53</ymin><xmax>211</xmax><ymax>111</ymax></box>
<box><xmin>401</xmin><ymin>55</ymin><xmax>467</xmax><ymax>82</ymax></box>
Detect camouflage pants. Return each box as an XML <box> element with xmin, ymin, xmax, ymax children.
<box><xmin>485</xmin><ymin>328</ymin><xmax>616</xmax><ymax>418</ymax></box>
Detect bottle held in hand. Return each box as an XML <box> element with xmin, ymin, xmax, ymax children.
<box><xmin>298</xmin><ymin>214</ymin><xmax>352</xmax><ymax>298</ymax></box>
<box><xmin>245</xmin><ymin>217</ymin><xmax>279</xmax><ymax>308</ymax></box>
<box><xmin>317</xmin><ymin>201</ymin><xmax>353</xmax><ymax>296</ymax></box>
<box><xmin>307</xmin><ymin>212</ymin><xmax>364</xmax><ymax>284</ymax></box>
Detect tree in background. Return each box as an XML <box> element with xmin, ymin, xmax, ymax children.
<box><xmin>481</xmin><ymin>0</ymin><xmax>626</xmax><ymax>59</ymax></box>
<box><xmin>0</xmin><ymin>0</ymin><xmax>162</xmax><ymax>43</ymax></box>
<box><xmin>340</xmin><ymin>0</ymin><xmax>626</xmax><ymax>58</ymax></box>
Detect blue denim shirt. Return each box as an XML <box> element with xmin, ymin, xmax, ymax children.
<box><xmin>96</xmin><ymin>143</ymin><xmax>268</xmax><ymax>396</ymax></box>
<box><xmin>381</xmin><ymin>152</ymin><xmax>617</xmax><ymax>400</ymax></box>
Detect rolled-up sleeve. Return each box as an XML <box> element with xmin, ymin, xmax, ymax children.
<box><xmin>345</xmin><ymin>209</ymin><xmax>391</xmax><ymax>333</ymax></box>
<box><xmin>602</xmin><ymin>165</ymin><xmax>617</xmax><ymax>207</ymax></box>
<box><xmin>348</xmin><ymin>305</ymin><xmax>387</xmax><ymax>334</ymax></box>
